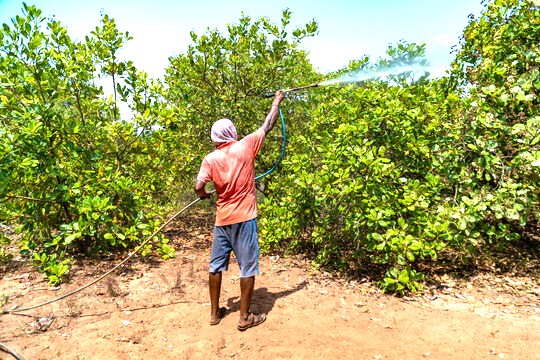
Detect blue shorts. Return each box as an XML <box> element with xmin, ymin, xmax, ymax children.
<box><xmin>209</xmin><ymin>218</ymin><xmax>259</xmax><ymax>278</ymax></box>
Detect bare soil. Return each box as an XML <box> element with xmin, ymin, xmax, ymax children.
<box><xmin>1</xmin><ymin>214</ymin><xmax>539</xmax><ymax>360</ymax></box>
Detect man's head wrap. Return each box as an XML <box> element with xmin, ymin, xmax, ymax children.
<box><xmin>211</xmin><ymin>118</ymin><xmax>238</xmax><ymax>144</ymax></box>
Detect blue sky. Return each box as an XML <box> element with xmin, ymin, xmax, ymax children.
<box><xmin>0</xmin><ymin>0</ymin><xmax>485</xmax><ymax>79</ymax></box>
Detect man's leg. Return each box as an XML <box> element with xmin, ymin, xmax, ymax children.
<box><xmin>209</xmin><ymin>271</ymin><xmax>222</xmax><ymax>324</ymax></box>
<box><xmin>239</xmin><ymin>276</ymin><xmax>254</xmax><ymax>322</ymax></box>
<box><xmin>233</xmin><ymin>219</ymin><xmax>265</xmax><ymax>330</ymax></box>
<box><xmin>237</xmin><ymin>275</ymin><xmax>266</xmax><ymax>330</ymax></box>
<box><xmin>209</xmin><ymin>225</ymin><xmax>232</xmax><ymax>325</ymax></box>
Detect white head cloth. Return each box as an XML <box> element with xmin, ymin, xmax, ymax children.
<box><xmin>211</xmin><ymin>118</ymin><xmax>237</xmax><ymax>144</ymax></box>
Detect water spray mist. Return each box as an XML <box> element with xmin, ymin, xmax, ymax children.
<box><xmin>265</xmin><ymin>64</ymin><xmax>429</xmax><ymax>97</ymax></box>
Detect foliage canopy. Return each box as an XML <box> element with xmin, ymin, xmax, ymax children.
<box><xmin>0</xmin><ymin>1</ymin><xmax>538</xmax><ymax>292</ymax></box>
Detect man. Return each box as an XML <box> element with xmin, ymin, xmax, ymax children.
<box><xmin>194</xmin><ymin>90</ymin><xmax>285</xmax><ymax>331</ymax></box>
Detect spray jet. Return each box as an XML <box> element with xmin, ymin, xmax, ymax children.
<box><xmin>264</xmin><ymin>83</ymin><xmax>319</xmax><ymax>98</ymax></box>
<box><xmin>264</xmin><ymin>64</ymin><xmax>430</xmax><ymax>98</ymax></box>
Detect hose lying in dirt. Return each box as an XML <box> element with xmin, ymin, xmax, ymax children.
<box><xmin>0</xmin><ymin>197</ymin><xmax>201</xmax><ymax>360</ymax></box>
<box><xmin>2</xmin><ymin>196</ymin><xmax>201</xmax><ymax>315</ymax></box>
<box><xmin>0</xmin><ymin>341</ymin><xmax>24</xmax><ymax>360</ymax></box>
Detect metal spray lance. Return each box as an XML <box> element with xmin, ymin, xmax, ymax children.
<box><xmin>264</xmin><ymin>83</ymin><xmax>319</xmax><ymax>98</ymax></box>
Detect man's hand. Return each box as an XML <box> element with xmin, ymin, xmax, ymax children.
<box><xmin>199</xmin><ymin>190</ymin><xmax>212</xmax><ymax>200</ymax></box>
<box><xmin>194</xmin><ymin>180</ymin><xmax>213</xmax><ymax>200</ymax></box>
<box><xmin>273</xmin><ymin>90</ymin><xmax>284</xmax><ymax>105</ymax></box>
<box><xmin>261</xmin><ymin>90</ymin><xmax>285</xmax><ymax>135</ymax></box>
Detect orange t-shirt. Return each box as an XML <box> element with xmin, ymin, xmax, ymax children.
<box><xmin>197</xmin><ymin>128</ymin><xmax>266</xmax><ymax>226</ymax></box>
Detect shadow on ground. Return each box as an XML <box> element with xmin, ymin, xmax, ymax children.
<box><xmin>226</xmin><ymin>280</ymin><xmax>308</xmax><ymax>315</ymax></box>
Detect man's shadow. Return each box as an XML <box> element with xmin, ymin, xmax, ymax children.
<box><xmin>226</xmin><ymin>280</ymin><xmax>307</xmax><ymax>315</ymax></box>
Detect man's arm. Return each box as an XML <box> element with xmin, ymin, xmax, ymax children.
<box><xmin>194</xmin><ymin>180</ymin><xmax>212</xmax><ymax>199</ymax></box>
<box><xmin>260</xmin><ymin>90</ymin><xmax>285</xmax><ymax>135</ymax></box>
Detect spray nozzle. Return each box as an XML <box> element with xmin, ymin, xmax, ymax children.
<box><xmin>264</xmin><ymin>83</ymin><xmax>319</xmax><ymax>98</ymax></box>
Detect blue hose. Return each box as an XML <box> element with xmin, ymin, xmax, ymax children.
<box><xmin>255</xmin><ymin>108</ymin><xmax>287</xmax><ymax>180</ymax></box>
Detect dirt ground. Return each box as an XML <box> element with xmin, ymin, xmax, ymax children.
<box><xmin>0</xmin><ymin>214</ymin><xmax>539</xmax><ymax>360</ymax></box>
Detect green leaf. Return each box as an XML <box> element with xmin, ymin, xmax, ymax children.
<box><xmin>458</xmin><ymin>218</ymin><xmax>467</xmax><ymax>231</ymax></box>
<box><xmin>64</xmin><ymin>232</ymin><xmax>81</xmax><ymax>244</ymax></box>
<box><xmin>398</xmin><ymin>269</ymin><xmax>409</xmax><ymax>283</ymax></box>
